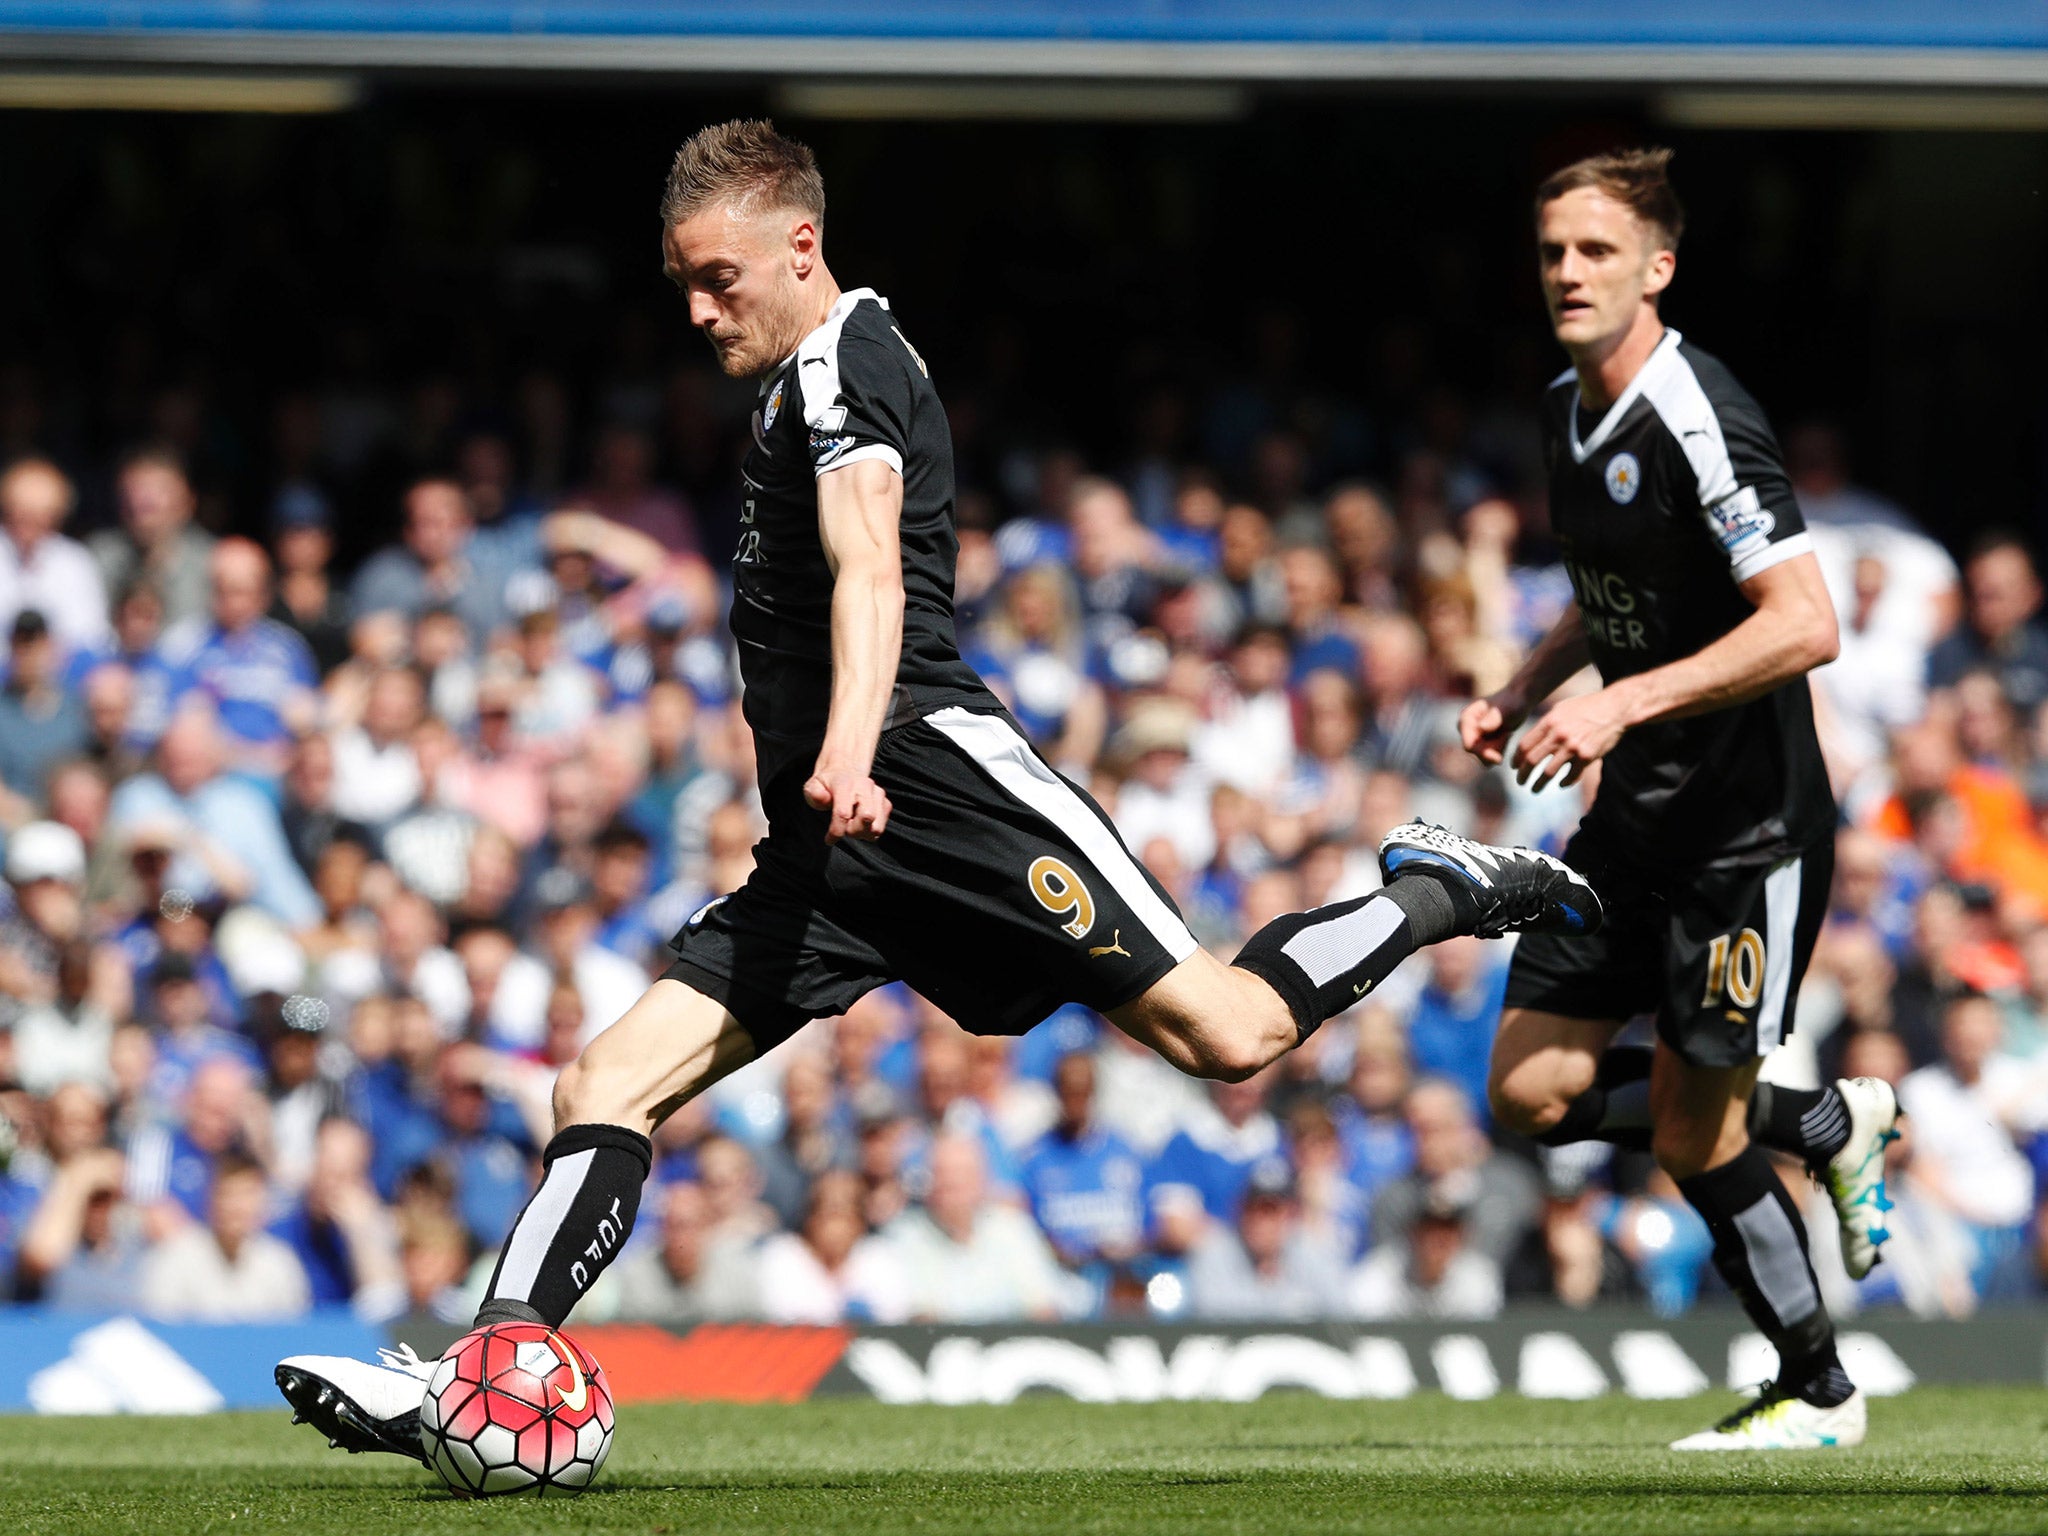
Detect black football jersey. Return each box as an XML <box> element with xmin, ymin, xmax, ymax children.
<box><xmin>733</xmin><ymin>287</ymin><xmax>999</xmax><ymax>785</ymax></box>
<box><xmin>1543</xmin><ymin>329</ymin><xmax>1836</xmax><ymax>867</ymax></box>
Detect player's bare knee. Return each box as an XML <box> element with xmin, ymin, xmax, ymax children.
<box><xmin>1490</xmin><ymin>1079</ymin><xmax>1567</xmax><ymax>1140</ymax></box>
<box><xmin>1489</xmin><ymin>1057</ymin><xmax>1582</xmax><ymax>1140</ymax></box>
<box><xmin>551</xmin><ymin>1057</ymin><xmax>638</xmax><ymax>1133</ymax></box>
<box><xmin>1190</xmin><ymin>1030</ymin><xmax>1268</xmax><ymax>1083</ymax></box>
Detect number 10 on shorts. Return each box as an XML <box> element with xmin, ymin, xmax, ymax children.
<box><xmin>1701</xmin><ymin>928</ymin><xmax>1765</xmax><ymax>1008</ymax></box>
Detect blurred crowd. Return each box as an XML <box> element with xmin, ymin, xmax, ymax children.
<box><xmin>0</xmin><ymin>336</ymin><xmax>2042</xmax><ymax>1331</ymax></box>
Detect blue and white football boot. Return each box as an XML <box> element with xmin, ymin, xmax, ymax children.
<box><xmin>1377</xmin><ymin>822</ymin><xmax>1603</xmax><ymax>939</ymax></box>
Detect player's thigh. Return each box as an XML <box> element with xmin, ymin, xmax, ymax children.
<box><xmin>1108</xmin><ymin>949</ymin><xmax>1297</xmax><ymax>1082</ymax></box>
<box><xmin>1487</xmin><ymin>1007</ymin><xmax>1626</xmax><ymax>1130</ymax></box>
<box><xmin>1649</xmin><ymin>1042</ymin><xmax>1760</xmax><ymax>1178</ymax></box>
<box><xmin>555</xmin><ymin>977</ymin><xmax>757</xmax><ymax>1137</ymax></box>
<box><xmin>1657</xmin><ymin>844</ymin><xmax>1829</xmax><ymax>1073</ymax></box>
<box><xmin>861</xmin><ymin>709</ymin><xmax>1204</xmax><ymax>1034</ymax></box>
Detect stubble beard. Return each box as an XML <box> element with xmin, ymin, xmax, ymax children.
<box><xmin>707</xmin><ymin>282</ymin><xmax>805</xmax><ymax>380</ymax></box>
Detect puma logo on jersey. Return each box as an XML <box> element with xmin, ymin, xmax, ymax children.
<box><xmin>1088</xmin><ymin>931</ymin><xmax>1130</xmax><ymax>958</ymax></box>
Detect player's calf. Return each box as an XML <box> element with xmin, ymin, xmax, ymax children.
<box><xmin>276</xmin><ymin>975</ymin><xmax>755</xmax><ymax>1458</ymax></box>
<box><xmin>1654</xmin><ymin>1060</ymin><xmax>1856</xmax><ymax>1417</ymax></box>
<box><xmin>1213</xmin><ymin>827</ymin><xmax>1606</xmax><ymax>1058</ymax></box>
<box><xmin>1482</xmin><ymin>1009</ymin><xmax>1632</xmax><ymax>1144</ymax></box>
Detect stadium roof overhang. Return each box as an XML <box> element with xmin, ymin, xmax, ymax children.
<box><xmin>5</xmin><ymin>2</ymin><xmax>2048</xmax><ymax>93</ymax></box>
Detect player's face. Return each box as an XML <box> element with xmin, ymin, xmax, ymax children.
<box><xmin>663</xmin><ymin>203</ymin><xmax>812</xmax><ymax>379</ymax></box>
<box><xmin>1536</xmin><ymin>187</ymin><xmax>1674</xmax><ymax>353</ymax></box>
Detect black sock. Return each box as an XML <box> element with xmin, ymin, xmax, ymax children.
<box><xmin>1232</xmin><ymin>888</ymin><xmax>1432</xmax><ymax>1041</ymax></box>
<box><xmin>477</xmin><ymin>1123</ymin><xmax>652</xmax><ymax>1330</ymax></box>
<box><xmin>1749</xmin><ymin>1082</ymin><xmax>1851</xmax><ymax>1165</ymax></box>
<box><xmin>1676</xmin><ymin>1143</ymin><xmax>1851</xmax><ymax>1407</ymax></box>
<box><xmin>1535</xmin><ymin>1047</ymin><xmax>1654</xmax><ymax>1151</ymax></box>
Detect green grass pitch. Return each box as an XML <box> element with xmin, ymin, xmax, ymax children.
<box><xmin>5</xmin><ymin>1389</ymin><xmax>2048</xmax><ymax>1535</ymax></box>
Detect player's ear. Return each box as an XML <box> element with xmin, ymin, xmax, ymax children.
<box><xmin>1644</xmin><ymin>246</ymin><xmax>1676</xmax><ymax>299</ymax></box>
<box><xmin>789</xmin><ymin>215</ymin><xmax>820</xmax><ymax>277</ymax></box>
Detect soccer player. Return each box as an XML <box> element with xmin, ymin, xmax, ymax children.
<box><xmin>1412</xmin><ymin>148</ymin><xmax>1897</xmax><ymax>1449</ymax></box>
<box><xmin>274</xmin><ymin>119</ymin><xmax>1599</xmax><ymax>1459</ymax></box>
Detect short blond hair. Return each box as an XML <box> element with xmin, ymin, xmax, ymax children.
<box><xmin>660</xmin><ymin>118</ymin><xmax>825</xmax><ymax>228</ymax></box>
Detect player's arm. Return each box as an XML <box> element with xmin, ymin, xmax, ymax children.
<box><xmin>806</xmin><ymin>458</ymin><xmax>905</xmax><ymax>843</ymax></box>
<box><xmin>1513</xmin><ymin>552</ymin><xmax>1838</xmax><ymax>789</ymax></box>
<box><xmin>1458</xmin><ymin>604</ymin><xmax>1593</xmax><ymax>765</ymax></box>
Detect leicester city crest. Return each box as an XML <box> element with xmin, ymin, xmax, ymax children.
<box><xmin>762</xmin><ymin>377</ymin><xmax>784</xmax><ymax>432</ymax></box>
<box><xmin>1604</xmin><ymin>451</ymin><xmax>1641</xmax><ymax>504</ymax></box>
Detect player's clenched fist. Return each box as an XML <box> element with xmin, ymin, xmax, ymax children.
<box><xmin>1458</xmin><ymin>689</ymin><xmax>1528</xmax><ymax>765</ymax></box>
<box><xmin>804</xmin><ymin>766</ymin><xmax>893</xmax><ymax>843</ymax></box>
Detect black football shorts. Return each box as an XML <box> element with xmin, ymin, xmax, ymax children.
<box><xmin>664</xmin><ymin>706</ymin><xmax>1198</xmax><ymax>1053</ymax></box>
<box><xmin>1502</xmin><ymin>822</ymin><xmax>1834</xmax><ymax>1068</ymax></box>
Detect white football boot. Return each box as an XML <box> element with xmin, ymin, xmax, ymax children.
<box><xmin>276</xmin><ymin>1344</ymin><xmax>435</xmax><ymax>1462</ymax></box>
<box><xmin>1670</xmin><ymin>1385</ymin><xmax>1867</xmax><ymax>1451</ymax></box>
<box><xmin>1822</xmin><ymin>1076</ymin><xmax>1901</xmax><ymax>1281</ymax></box>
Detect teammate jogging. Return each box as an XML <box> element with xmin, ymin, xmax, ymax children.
<box><xmin>1389</xmin><ymin>149</ymin><xmax>1896</xmax><ymax>1450</ymax></box>
<box><xmin>273</xmin><ymin>119</ymin><xmax>1599</xmax><ymax>1459</ymax></box>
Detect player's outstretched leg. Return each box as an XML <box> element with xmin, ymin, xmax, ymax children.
<box><xmin>276</xmin><ymin>977</ymin><xmax>754</xmax><ymax>1459</ymax></box>
<box><xmin>1118</xmin><ymin>824</ymin><xmax>1603</xmax><ymax>1079</ymax></box>
<box><xmin>1654</xmin><ymin>1054</ymin><xmax>1865</xmax><ymax>1451</ymax></box>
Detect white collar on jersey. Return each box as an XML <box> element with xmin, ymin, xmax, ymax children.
<box><xmin>1565</xmin><ymin>326</ymin><xmax>1683</xmax><ymax>464</ymax></box>
<box><xmin>764</xmin><ymin>286</ymin><xmax>888</xmax><ymax>390</ymax></box>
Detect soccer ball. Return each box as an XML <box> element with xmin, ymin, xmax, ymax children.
<box><xmin>417</xmin><ymin>1323</ymin><xmax>614</xmax><ymax>1497</ymax></box>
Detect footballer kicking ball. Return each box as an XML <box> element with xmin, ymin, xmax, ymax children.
<box><xmin>418</xmin><ymin>1322</ymin><xmax>614</xmax><ymax>1497</ymax></box>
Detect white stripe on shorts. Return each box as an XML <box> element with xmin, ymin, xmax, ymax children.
<box><xmin>923</xmin><ymin>707</ymin><xmax>1199</xmax><ymax>965</ymax></box>
<box><xmin>1755</xmin><ymin>856</ymin><xmax>1802</xmax><ymax>1054</ymax></box>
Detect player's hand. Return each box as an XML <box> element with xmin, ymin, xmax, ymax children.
<box><xmin>1510</xmin><ymin>687</ymin><xmax>1631</xmax><ymax>791</ymax></box>
<box><xmin>804</xmin><ymin>764</ymin><xmax>893</xmax><ymax>843</ymax></box>
<box><xmin>1458</xmin><ymin>689</ymin><xmax>1527</xmax><ymax>765</ymax></box>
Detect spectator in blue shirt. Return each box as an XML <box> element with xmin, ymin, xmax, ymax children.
<box><xmin>159</xmin><ymin>538</ymin><xmax>318</xmax><ymax>779</ymax></box>
<box><xmin>1022</xmin><ymin>1053</ymin><xmax>1146</xmax><ymax>1290</ymax></box>
<box><xmin>108</xmin><ymin>706</ymin><xmax>321</xmax><ymax>930</ymax></box>
<box><xmin>590</xmin><ymin>819</ymin><xmax>665</xmax><ymax>969</ymax></box>
<box><xmin>351</xmin><ymin>478</ymin><xmax>513</xmax><ymax>644</ymax></box>
<box><xmin>271</xmin><ymin>1117</ymin><xmax>404</xmax><ymax>1317</ymax></box>
<box><xmin>1146</xmin><ymin>1071</ymin><xmax>1282</xmax><ymax>1253</ymax></box>
<box><xmin>1331</xmin><ymin>1013</ymin><xmax>1417</xmax><ymax>1209</ymax></box>
<box><xmin>1279</xmin><ymin>544</ymin><xmax>1363</xmax><ymax>683</ymax></box>
<box><xmin>1406</xmin><ymin>936</ymin><xmax>1510</xmax><ymax>1124</ymax></box>
<box><xmin>65</xmin><ymin>581</ymin><xmax>181</xmax><ymax>758</ymax></box>
<box><xmin>125</xmin><ymin>1054</ymin><xmax>261</xmax><ymax>1222</ymax></box>
<box><xmin>0</xmin><ymin>610</ymin><xmax>88</xmax><ymax>816</ymax></box>
<box><xmin>136</xmin><ymin>953</ymin><xmax>259</xmax><ymax>1120</ymax></box>
<box><xmin>425</xmin><ymin>1047</ymin><xmax>536</xmax><ymax>1250</ymax></box>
